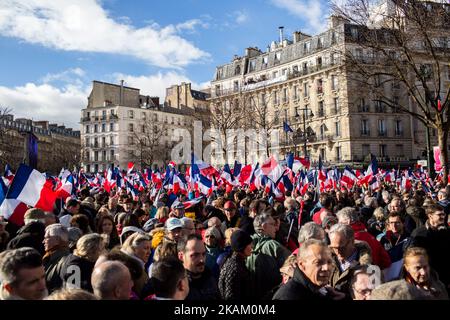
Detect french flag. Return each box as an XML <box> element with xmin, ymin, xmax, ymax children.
<box><xmin>56</xmin><ymin>175</ymin><xmax>75</xmax><ymax>199</ymax></box>
<box><xmin>1</xmin><ymin>164</ymin><xmax>56</xmax><ymax>213</ymax></box>
<box><xmin>192</xmin><ymin>153</ymin><xmax>218</xmax><ymax>177</ymax></box>
<box><xmin>127</xmin><ymin>162</ymin><xmax>135</xmax><ymax>175</ymax></box>
<box><xmin>183</xmin><ymin>196</ymin><xmax>204</xmax><ymax>209</ymax></box>
<box><xmin>261</xmin><ymin>156</ymin><xmax>285</xmax><ymax>183</ymax></box>
<box><xmin>239</xmin><ymin>163</ymin><xmax>258</xmax><ymax>186</ymax></box>
<box><xmin>172</xmin><ymin>174</ymin><xmax>188</xmax><ymax>195</ymax></box>
<box><xmin>197</xmin><ymin>174</ymin><xmax>213</xmax><ymax>196</ymax></box>
<box><xmin>221</xmin><ymin>164</ymin><xmax>237</xmax><ymax>186</ymax></box>
<box><xmin>232</xmin><ymin>161</ymin><xmax>242</xmax><ymax>179</ymax></box>
<box><xmin>341</xmin><ymin>166</ymin><xmax>357</xmax><ymax>188</ymax></box>
<box><xmin>3</xmin><ymin>164</ymin><xmax>14</xmax><ymax>186</ymax></box>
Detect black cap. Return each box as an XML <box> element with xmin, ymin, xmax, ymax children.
<box><xmin>231</xmin><ymin>229</ymin><xmax>253</xmax><ymax>252</ymax></box>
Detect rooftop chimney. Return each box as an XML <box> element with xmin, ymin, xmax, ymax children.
<box><xmin>119</xmin><ymin>80</ymin><xmax>124</xmax><ymax>106</ymax></box>
<box><xmin>279</xmin><ymin>26</ymin><xmax>284</xmax><ymax>44</ymax></box>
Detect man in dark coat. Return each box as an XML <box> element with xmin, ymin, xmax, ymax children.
<box><xmin>178</xmin><ymin>234</ymin><xmax>220</xmax><ymax>300</ymax></box>
<box><xmin>7</xmin><ymin>221</ymin><xmax>45</xmax><ymax>256</ymax></box>
<box><xmin>273</xmin><ymin>239</ymin><xmax>341</xmax><ymax>300</ymax></box>
<box><xmin>410</xmin><ymin>204</ymin><xmax>450</xmax><ymax>291</ymax></box>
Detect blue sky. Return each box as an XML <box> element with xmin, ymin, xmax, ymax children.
<box><xmin>0</xmin><ymin>0</ymin><xmax>332</xmax><ymax>129</ymax></box>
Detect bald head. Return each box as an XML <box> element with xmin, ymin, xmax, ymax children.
<box><xmin>91</xmin><ymin>261</ymin><xmax>132</xmax><ymax>300</ymax></box>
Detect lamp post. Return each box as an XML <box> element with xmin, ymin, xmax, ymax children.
<box><xmin>295</xmin><ymin>105</ymin><xmax>314</xmax><ymax>158</ymax></box>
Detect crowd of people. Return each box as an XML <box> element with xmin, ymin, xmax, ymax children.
<box><xmin>0</xmin><ymin>180</ymin><xmax>449</xmax><ymax>300</ymax></box>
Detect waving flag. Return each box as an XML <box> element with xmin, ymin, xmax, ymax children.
<box><xmin>197</xmin><ymin>174</ymin><xmax>213</xmax><ymax>196</ymax></box>
<box><xmin>3</xmin><ymin>164</ymin><xmax>14</xmax><ymax>186</ymax></box>
<box><xmin>2</xmin><ymin>164</ymin><xmax>56</xmax><ymax>212</ymax></box>
<box><xmin>221</xmin><ymin>164</ymin><xmax>238</xmax><ymax>186</ymax></box>
<box><xmin>192</xmin><ymin>153</ymin><xmax>218</xmax><ymax>177</ymax></box>
<box><xmin>341</xmin><ymin>166</ymin><xmax>357</xmax><ymax>188</ymax></box>
<box><xmin>261</xmin><ymin>156</ymin><xmax>285</xmax><ymax>183</ymax></box>
<box><xmin>183</xmin><ymin>196</ymin><xmax>204</xmax><ymax>209</ymax></box>
<box><xmin>56</xmin><ymin>175</ymin><xmax>75</xmax><ymax>199</ymax></box>
<box><xmin>283</xmin><ymin>121</ymin><xmax>294</xmax><ymax>133</ymax></box>
<box><xmin>232</xmin><ymin>161</ymin><xmax>242</xmax><ymax>179</ymax></box>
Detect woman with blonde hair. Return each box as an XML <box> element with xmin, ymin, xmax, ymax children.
<box><xmin>60</xmin><ymin>233</ymin><xmax>106</xmax><ymax>292</ymax></box>
<box><xmin>155</xmin><ymin>206</ymin><xmax>169</xmax><ymax>224</ymax></box>
<box><xmin>121</xmin><ymin>232</ymin><xmax>152</xmax><ymax>270</ymax></box>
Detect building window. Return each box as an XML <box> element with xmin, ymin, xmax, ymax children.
<box><xmin>334</xmin><ymin>98</ymin><xmax>339</xmax><ymax>114</ymax></box>
<box><xmin>129</xmin><ymin>110</ymin><xmax>134</xmax><ymax>119</ymax></box>
<box><xmin>142</xmin><ymin>125</ymin><xmax>146</xmax><ymax>133</ymax></box>
<box><xmin>94</xmin><ymin>137</ymin><xmax>98</xmax><ymax>148</ymax></box>
<box><xmin>317</xmin><ymin>37</ymin><xmax>324</xmax><ymax>49</ymax></box>
<box><xmin>336</xmin><ymin>146</ymin><xmax>341</xmax><ymax>161</ymax></box>
<box><xmin>317</xmin><ymin>56</ymin><xmax>322</xmax><ymax>68</ymax></box>
<box><xmin>262</xmin><ymin>56</ymin><xmax>268</xmax><ymax>67</ymax></box>
<box><xmin>85</xmin><ymin>137</ymin><xmax>89</xmax><ymax>146</ymax></box>
<box><xmin>102</xmin><ymin>137</ymin><xmax>106</xmax><ymax>147</ymax></box>
<box><xmin>303</xmin><ymin>82</ymin><xmax>309</xmax><ymax>97</ymax></box>
<box><xmin>374</xmin><ymin>74</ymin><xmax>381</xmax><ymax>87</ymax></box>
<box><xmin>396</xmin><ymin>144</ymin><xmax>404</xmax><ymax>157</ymax></box>
<box><xmin>128</xmin><ymin>136</ymin><xmax>134</xmax><ymax>145</ymax></box>
<box><xmin>304</xmin><ymin>41</ymin><xmax>310</xmax><ymax>53</ymax></box>
<box><xmin>85</xmin><ymin>125</ymin><xmax>90</xmax><ymax>134</ymax></box>
<box><xmin>395</xmin><ymin>120</ymin><xmax>403</xmax><ymax>136</ymax></box>
<box><xmin>378</xmin><ymin>119</ymin><xmax>386</xmax><ymax>136</ymax></box>
<box><xmin>274</xmin><ymin>52</ymin><xmax>281</xmax><ymax>64</ymax></box>
<box><xmin>235</xmin><ymin>65</ymin><xmax>241</xmax><ymax>75</ymax></box>
<box><xmin>361</xmin><ymin>119</ymin><xmax>369</xmax><ymax>135</ymax></box>
<box><xmin>320</xmin><ymin>124</ymin><xmax>326</xmax><ymax>140</ymax></box>
<box><xmin>317</xmin><ymin>79</ymin><xmax>323</xmax><ymax>94</ymax></box>
<box><xmin>110</xmin><ymin>109</ymin><xmax>115</xmax><ymax>115</ymax></box>
<box><xmin>302</xmin><ymin>62</ymin><xmax>308</xmax><ymax>74</ymax></box>
<box><xmin>320</xmin><ymin>148</ymin><xmax>326</xmax><ymax>161</ymax></box>
<box><xmin>102</xmin><ymin>150</ymin><xmax>107</xmax><ymax>161</ymax></box>
<box><xmin>102</xmin><ymin>123</ymin><xmax>106</xmax><ymax>132</ymax></box>
<box><xmin>273</xmin><ymin>91</ymin><xmax>279</xmax><ymax>105</ymax></box>
<box><xmin>110</xmin><ymin>136</ymin><xmax>114</xmax><ymax>145</ymax></box>
<box><xmin>293</xmin><ymin>86</ymin><xmax>299</xmax><ymax>100</ymax></box>
<box><xmin>335</xmin><ymin>121</ymin><xmax>341</xmax><ymax>137</ymax></box>
<box><xmin>379</xmin><ymin>144</ymin><xmax>387</xmax><ymax>157</ymax></box>
<box><xmin>249</xmin><ymin>60</ymin><xmax>256</xmax><ymax>72</ymax></box>
<box><xmin>110</xmin><ymin>123</ymin><xmax>114</xmax><ymax>131</ymax></box>
<box><xmin>318</xmin><ymin>101</ymin><xmax>324</xmax><ymax>117</ymax></box>
<box><xmin>233</xmin><ymin>81</ymin><xmax>239</xmax><ymax>92</ymax></box>
<box><xmin>94</xmin><ymin>124</ymin><xmax>98</xmax><ymax>133</ymax></box>
<box><xmin>102</xmin><ymin>110</ymin><xmax>106</xmax><ymax>119</ymax></box>
<box><xmin>375</xmin><ymin>100</ymin><xmax>385</xmax><ymax>113</ymax></box>
<box><xmin>85</xmin><ymin>152</ymin><xmax>90</xmax><ymax>162</ymax></box>
<box><xmin>110</xmin><ymin>149</ymin><xmax>115</xmax><ymax>160</ymax></box>
<box><xmin>331</xmin><ymin>75</ymin><xmax>338</xmax><ymax>91</ymax></box>
<box><xmin>129</xmin><ymin>123</ymin><xmax>134</xmax><ymax>132</ymax></box>
<box><xmin>272</xmin><ymin>71</ymin><xmax>278</xmax><ymax>78</ymax></box>
<box><xmin>94</xmin><ymin>151</ymin><xmax>99</xmax><ymax>162</ymax></box>
<box><xmin>283</xmin><ymin>88</ymin><xmax>288</xmax><ymax>103</ymax></box>
<box><xmin>362</xmin><ymin>144</ymin><xmax>370</xmax><ymax>157</ymax></box>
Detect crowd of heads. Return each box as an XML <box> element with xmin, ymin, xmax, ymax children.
<box><xmin>0</xmin><ymin>179</ymin><xmax>449</xmax><ymax>301</ymax></box>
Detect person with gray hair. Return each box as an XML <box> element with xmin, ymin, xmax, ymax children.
<box><xmin>246</xmin><ymin>213</ymin><xmax>291</xmax><ymax>299</ymax></box>
<box><xmin>42</xmin><ymin>224</ymin><xmax>71</xmax><ymax>293</ymax></box>
<box><xmin>297</xmin><ymin>222</ymin><xmax>326</xmax><ymax>247</ymax></box>
<box><xmin>328</xmin><ymin>223</ymin><xmax>376</xmax><ymax>299</ymax></box>
<box><xmin>273</xmin><ymin>239</ymin><xmax>341</xmax><ymax>300</ymax></box>
<box><xmin>0</xmin><ymin>247</ymin><xmax>48</xmax><ymax>300</ymax></box>
<box><xmin>336</xmin><ymin>207</ymin><xmax>391</xmax><ymax>270</ymax></box>
<box><xmin>91</xmin><ymin>260</ymin><xmax>133</xmax><ymax>300</ymax></box>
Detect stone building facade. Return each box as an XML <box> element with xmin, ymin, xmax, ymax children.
<box><xmin>208</xmin><ymin>14</ymin><xmax>450</xmax><ymax>168</ymax></box>
<box><xmin>0</xmin><ymin>115</ymin><xmax>81</xmax><ymax>174</ymax></box>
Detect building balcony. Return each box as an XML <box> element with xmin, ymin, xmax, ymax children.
<box><xmin>378</xmin><ymin>131</ymin><xmax>387</xmax><ymax>137</ymax></box>
<box><xmin>357</xmin><ymin>105</ymin><xmax>370</xmax><ymax>112</ymax></box>
<box><xmin>360</xmin><ymin>130</ymin><xmax>370</xmax><ymax>136</ymax></box>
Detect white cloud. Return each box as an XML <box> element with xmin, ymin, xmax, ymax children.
<box><xmin>175</xmin><ymin>19</ymin><xmax>209</xmax><ymax>33</ymax></box>
<box><xmin>41</xmin><ymin>68</ymin><xmax>86</xmax><ymax>84</ymax></box>
<box><xmin>113</xmin><ymin>71</ymin><xmax>210</xmax><ymax>101</ymax></box>
<box><xmin>234</xmin><ymin>11</ymin><xmax>249</xmax><ymax>24</ymax></box>
<box><xmin>0</xmin><ymin>82</ymin><xmax>89</xmax><ymax>130</ymax></box>
<box><xmin>0</xmin><ymin>0</ymin><xmax>210</xmax><ymax>68</ymax></box>
<box><xmin>270</xmin><ymin>0</ymin><xmax>328</xmax><ymax>34</ymax></box>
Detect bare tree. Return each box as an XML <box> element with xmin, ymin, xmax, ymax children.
<box><xmin>331</xmin><ymin>0</ymin><xmax>450</xmax><ymax>181</ymax></box>
<box><xmin>131</xmin><ymin>118</ymin><xmax>167</xmax><ymax>169</ymax></box>
<box><xmin>0</xmin><ymin>107</ymin><xmax>20</xmax><ymax>169</ymax></box>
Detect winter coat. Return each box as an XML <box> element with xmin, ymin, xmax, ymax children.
<box><xmin>185</xmin><ymin>268</ymin><xmax>221</xmax><ymax>301</ymax></box>
<box><xmin>351</xmin><ymin>221</ymin><xmax>391</xmax><ymax>269</ymax></box>
<box><xmin>377</xmin><ymin>231</ymin><xmax>411</xmax><ymax>263</ymax></box>
<box><xmin>205</xmin><ymin>245</ymin><xmax>222</xmax><ymax>279</ymax></box>
<box><xmin>6</xmin><ymin>221</ymin><xmax>45</xmax><ymax>256</ymax></box>
<box><xmin>400</xmin><ymin>268</ymin><xmax>449</xmax><ymax>300</ymax></box>
<box><xmin>239</xmin><ymin>215</ymin><xmax>255</xmax><ymax>235</ymax></box>
<box><xmin>272</xmin><ymin>266</ymin><xmax>333</xmax><ymax>300</ymax></box>
<box><xmin>330</xmin><ymin>240</ymin><xmax>373</xmax><ymax>299</ymax></box>
<box><xmin>410</xmin><ymin>222</ymin><xmax>450</xmax><ymax>288</ymax></box>
<box><xmin>245</xmin><ymin>233</ymin><xmax>291</xmax><ymax>299</ymax></box>
<box><xmin>218</xmin><ymin>252</ymin><xmax>252</xmax><ymax>300</ymax></box>
<box><xmin>221</xmin><ymin>214</ymin><xmax>241</xmax><ymax>230</ymax></box>
<box><xmin>59</xmin><ymin>254</ymin><xmax>95</xmax><ymax>292</ymax></box>
<box><xmin>43</xmin><ymin>247</ymin><xmax>71</xmax><ymax>293</ymax></box>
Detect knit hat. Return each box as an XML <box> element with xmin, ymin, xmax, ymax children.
<box><xmin>231</xmin><ymin>229</ymin><xmax>253</xmax><ymax>253</ymax></box>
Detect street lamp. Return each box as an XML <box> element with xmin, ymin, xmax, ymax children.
<box><xmin>294</xmin><ymin>106</ymin><xmax>314</xmax><ymax>158</ymax></box>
